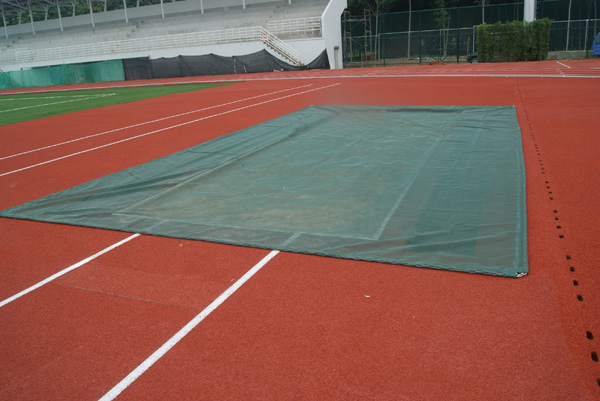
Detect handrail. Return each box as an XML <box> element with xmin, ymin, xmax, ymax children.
<box><xmin>259</xmin><ymin>27</ymin><xmax>301</xmax><ymax>65</ymax></box>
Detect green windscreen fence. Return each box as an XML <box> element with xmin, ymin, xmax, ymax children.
<box><xmin>0</xmin><ymin>60</ymin><xmax>125</xmax><ymax>89</ymax></box>
<box><xmin>0</xmin><ymin>106</ymin><xmax>528</xmax><ymax>277</ymax></box>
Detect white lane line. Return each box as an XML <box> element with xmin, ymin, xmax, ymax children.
<box><xmin>0</xmin><ymin>95</ymin><xmax>101</xmax><ymax>101</ymax></box>
<box><xmin>0</xmin><ymin>94</ymin><xmax>115</xmax><ymax>113</ymax></box>
<box><xmin>556</xmin><ymin>61</ymin><xmax>572</xmax><ymax>69</ymax></box>
<box><xmin>99</xmin><ymin>249</ymin><xmax>280</xmax><ymax>401</ymax></box>
<box><xmin>0</xmin><ymin>83</ymin><xmax>340</xmax><ymax>177</ymax></box>
<box><xmin>0</xmin><ymin>84</ymin><xmax>312</xmax><ymax>161</ymax></box>
<box><xmin>0</xmin><ymin>233</ymin><xmax>140</xmax><ymax>308</ymax></box>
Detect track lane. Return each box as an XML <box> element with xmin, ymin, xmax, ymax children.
<box><xmin>1</xmin><ymin>67</ymin><xmax>599</xmax><ymax>400</ymax></box>
<box><xmin>111</xmin><ymin>252</ymin><xmax>592</xmax><ymax>401</ymax></box>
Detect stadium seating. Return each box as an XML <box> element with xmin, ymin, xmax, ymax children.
<box><xmin>0</xmin><ymin>0</ymin><xmax>337</xmax><ymax>70</ymax></box>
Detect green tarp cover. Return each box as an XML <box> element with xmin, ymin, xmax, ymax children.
<box><xmin>0</xmin><ymin>105</ymin><xmax>528</xmax><ymax>277</ymax></box>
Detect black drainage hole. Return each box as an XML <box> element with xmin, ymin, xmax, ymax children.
<box><xmin>592</xmin><ymin>352</ymin><xmax>599</xmax><ymax>362</ymax></box>
<box><xmin>553</xmin><ymin>209</ymin><xmax>557</xmax><ymax>213</ymax></box>
<box><xmin>570</xmin><ymin>267</ymin><xmax>575</xmax><ymax>272</ymax></box>
<box><xmin>587</xmin><ymin>331</ymin><xmax>594</xmax><ymax>340</ymax></box>
<box><xmin>597</xmin><ymin>378</ymin><xmax>600</xmax><ymax>387</ymax></box>
<box><xmin>559</xmin><ymin>235</ymin><xmax>564</xmax><ymax>239</ymax></box>
<box><xmin>555</xmin><ymin>217</ymin><xmax>559</xmax><ymax>221</ymax></box>
<box><xmin>557</xmin><ymin>226</ymin><xmax>562</xmax><ymax>229</ymax></box>
<box><xmin>550</xmin><ymin>197</ymin><xmax>554</xmax><ymax>200</ymax></box>
<box><xmin>573</xmin><ymin>280</ymin><xmax>579</xmax><ymax>286</ymax></box>
<box><xmin>577</xmin><ymin>294</ymin><xmax>584</xmax><ymax>301</ymax></box>
<box><xmin>566</xmin><ymin>255</ymin><xmax>571</xmax><ymax>260</ymax></box>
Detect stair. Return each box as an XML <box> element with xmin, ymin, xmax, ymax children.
<box><xmin>260</xmin><ymin>27</ymin><xmax>302</xmax><ymax>66</ymax></box>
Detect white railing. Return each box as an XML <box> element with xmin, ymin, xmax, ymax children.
<box><xmin>267</xmin><ymin>16</ymin><xmax>322</xmax><ymax>38</ymax></box>
<box><xmin>259</xmin><ymin>27</ymin><xmax>301</xmax><ymax>65</ymax></box>
<box><xmin>0</xmin><ymin>26</ymin><xmax>302</xmax><ymax>67</ymax></box>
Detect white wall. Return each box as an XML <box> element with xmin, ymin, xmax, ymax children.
<box><xmin>320</xmin><ymin>0</ymin><xmax>346</xmax><ymax>69</ymax></box>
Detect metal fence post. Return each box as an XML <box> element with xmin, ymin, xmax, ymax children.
<box><xmin>418</xmin><ymin>11</ymin><xmax>422</xmax><ymax>65</ymax></box>
<box><xmin>585</xmin><ymin>19</ymin><xmax>589</xmax><ymax>57</ymax></box>
<box><xmin>456</xmin><ymin>9</ymin><xmax>460</xmax><ymax>64</ymax></box>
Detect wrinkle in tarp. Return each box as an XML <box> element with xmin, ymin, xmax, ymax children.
<box><xmin>0</xmin><ymin>106</ymin><xmax>528</xmax><ymax>277</ymax></box>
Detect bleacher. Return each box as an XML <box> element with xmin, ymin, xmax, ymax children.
<box><xmin>0</xmin><ymin>0</ymin><xmax>330</xmax><ymax>69</ymax></box>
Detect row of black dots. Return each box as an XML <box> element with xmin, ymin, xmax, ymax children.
<box><xmin>529</xmin><ymin>125</ymin><xmax>599</xmax><ymax>388</ymax></box>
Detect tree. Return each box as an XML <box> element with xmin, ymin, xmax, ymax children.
<box><xmin>433</xmin><ymin>0</ymin><xmax>458</xmax><ymax>59</ymax></box>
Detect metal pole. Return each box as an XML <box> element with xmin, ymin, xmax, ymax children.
<box><xmin>585</xmin><ymin>19</ymin><xmax>589</xmax><ymax>57</ymax></box>
<box><xmin>160</xmin><ymin>0</ymin><xmax>164</xmax><ymax>19</ymax></box>
<box><xmin>524</xmin><ymin>0</ymin><xmax>536</xmax><ymax>22</ymax></box>
<box><xmin>407</xmin><ymin>1</ymin><xmax>411</xmax><ymax>59</ymax></box>
<box><xmin>28</xmin><ymin>1</ymin><xmax>36</xmax><ymax>35</ymax></box>
<box><xmin>122</xmin><ymin>0</ymin><xmax>128</xmax><ymax>23</ymax></box>
<box><xmin>88</xmin><ymin>0</ymin><xmax>95</xmax><ymax>27</ymax></box>
<box><xmin>418</xmin><ymin>10</ymin><xmax>421</xmax><ymax>64</ymax></box>
<box><xmin>2</xmin><ymin>8</ymin><xmax>8</xmax><ymax>39</ymax></box>
<box><xmin>566</xmin><ymin>0</ymin><xmax>572</xmax><ymax>51</ymax></box>
<box><xmin>456</xmin><ymin>8</ymin><xmax>460</xmax><ymax>64</ymax></box>
<box><xmin>56</xmin><ymin>0</ymin><xmax>63</xmax><ymax>31</ymax></box>
<box><xmin>200</xmin><ymin>0</ymin><xmax>203</xmax><ymax>14</ymax></box>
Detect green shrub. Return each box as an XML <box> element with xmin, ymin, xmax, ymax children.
<box><xmin>477</xmin><ymin>18</ymin><xmax>552</xmax><ymax>62</ymax></box>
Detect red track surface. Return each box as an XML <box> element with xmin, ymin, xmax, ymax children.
<box><xmin>1</xmin><ymin>59</ymin><xmax>599</xmax><ymax>400</ymax></box>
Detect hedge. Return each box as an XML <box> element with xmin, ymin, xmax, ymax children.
<box><xmin>476</xmin><ymin>18</ymin><xmax>552</xmax><ymax>62</ymax></box>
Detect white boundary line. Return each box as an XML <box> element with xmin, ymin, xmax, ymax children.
<box><xmin>1</xmin><ymin>69</ymin><xmax>598</xmax><ymax>97</ymax></box>
<box><xmin>0</xmin><ymin>233</ymin><xmax>140</xmax><ymax>309</ymax></box>
<box><xmin>556</xmin><ymin>61</ymin><xmax>572</xmax><ymax>69</ymax></box>
<box><xmin>0</xmin><ymin>83</ymin><xmax>340</xmax><ymax>177</ymax></box>
<box><xmin>0</xmin><ymin>94</ymin><xmax>115</xmax><ymax>114</ymax></box>
<box><xmin>99</xmin><ymin>249</ymin><xmax>280</xmax><ymax>401</ymax></box>
<box><xmin>0</xmin><ymin>84</ymin><xmax>312</xmax><ymax>161</ymax></box>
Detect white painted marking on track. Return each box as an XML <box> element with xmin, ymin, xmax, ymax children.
<box><xmin>0</xmin><ymin>85</ymin><xmax>312</xmax><ymax>161</ymax></box>
<box><xmin>0</xmin><ymin>94</ymin><xmax>100</xmax><ymax>101</ymax></box>
<box><xmin>0</xmin><ymin>93</ymin><xmax>115</xmax><ymax>113</ymax></box>
<box><xmin>556</xmin><ymin>61</ymin><xmax>571</xmax><ymax>69</ymax></box>
<box><xmin>98</xmin><ymin>249</ymin><xmax>280</xmax><ymax>401</ymax></box>
<box><xmin>0</xmin><ymin>83</ymin><xmax>340</xmax><ymax>177</ymax></box>
<box><xmin>0</xmin><ymin>233</ymin><xmax>139</xmax><ymax>308</ymax></box>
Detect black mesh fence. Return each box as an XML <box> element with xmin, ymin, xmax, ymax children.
<box><xmin>123</xmin><ymin>50</ymin><xmax>329</xmax><ymax>81</ymax></box>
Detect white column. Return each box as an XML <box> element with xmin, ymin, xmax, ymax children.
<box><xmin>524</xmin><ymin>0</ymin><xmax>536</xmax><ymax>22</ymax></box>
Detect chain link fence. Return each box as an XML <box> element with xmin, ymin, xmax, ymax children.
<box><xmin>343</xmin><ymin>2</ymin><xmax>600</xmax><ymax>67</ymax></box>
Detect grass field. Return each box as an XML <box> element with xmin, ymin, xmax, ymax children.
<box><xmin>0</xmin><ymin>82</ymin><xmax>233</xmax><ymax>126</ymax></box>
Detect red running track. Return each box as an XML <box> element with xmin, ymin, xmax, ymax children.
<box><xmin>1</xmin><ymin>59</ymin><xmax>599</xmax><ymax>400</ymax></box>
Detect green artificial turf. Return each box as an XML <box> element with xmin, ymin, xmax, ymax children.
<box><xmin>0</xmin><ymin>82</ymin><xmax>234</xmax><ymax>126</ymax></box>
